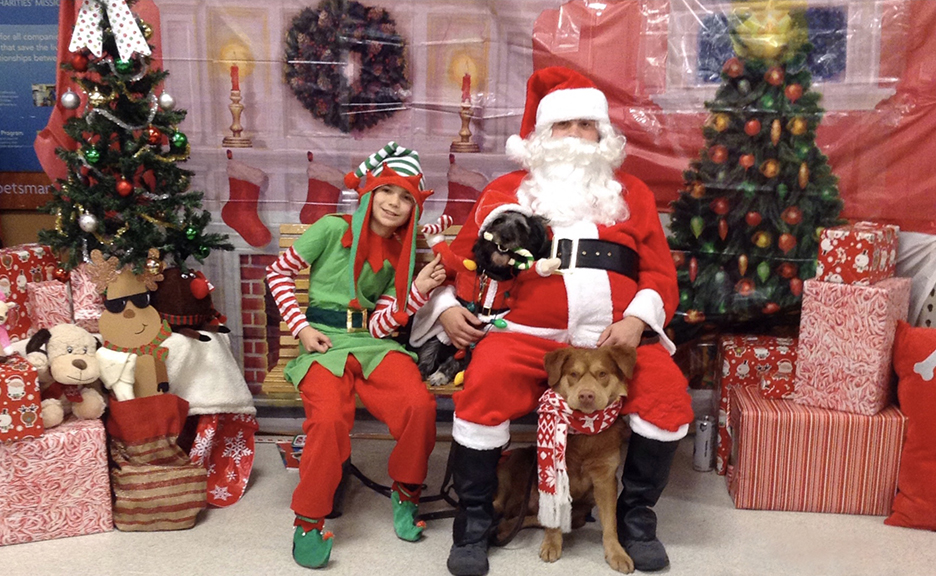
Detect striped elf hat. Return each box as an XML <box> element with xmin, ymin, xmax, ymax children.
<box><xmin>344</xmin><ymin>142</ymin><xmax>434</xmax><ymax>320</ymax></box>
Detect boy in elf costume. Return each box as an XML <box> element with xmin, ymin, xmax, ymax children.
<box><xmin>266</xmin><ymin>142</ymin><xmax>446</xmax><ymax>569</ymax></box>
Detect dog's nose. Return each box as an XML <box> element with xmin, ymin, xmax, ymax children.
<box><xmin>578</xmin><ymin>390</ymin><xmax>595</xmax><ymax>405</ymax></box>
<box><xmin>73</xmin><ymin>359</ymin><xmax>88</xmax><ymax>370</ymax></box>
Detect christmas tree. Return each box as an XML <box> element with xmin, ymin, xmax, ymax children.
<box><xmin>39</xmin><ymin>0</ymin><xmax>231</xmax><ymax>273</ymax></box>
<box><xmin>668</xmin><ymin>1</ymin><xmax>844</xmax><ymax>341</ymax></box>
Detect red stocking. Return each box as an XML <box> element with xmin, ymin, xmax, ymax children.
<box><xmin>446</xmin><ymin>154</ymin><xmax>488</xmax><ymax>225</ymax></box>
<box><xmin>222</xmin><ymin>158</ymin><xmax>272</xmax><ymax>248</ymax></box>
<box><xmin>300</xmin><ymin>152</ymin><xmax>345</xmax><ymax>224</ymax></box>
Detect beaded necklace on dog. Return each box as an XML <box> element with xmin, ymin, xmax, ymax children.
<box><xmin>536</xmin><ymin>388</ymin><xmax>624</xmax><ymax>532</ymax></box>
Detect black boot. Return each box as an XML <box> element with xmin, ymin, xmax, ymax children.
<box><xmin>616</xmin><ymin>433</ymin><xmax>680</xmax><ymax>572</ymax></box>
<box><xmin>446</xmin><ymin>442</ymin><xmax>501</xmax><ymax>576</ymax></box>
<box><xmin>325</xmin><ymin>459</ymin><xmax>351</xmax><ymax>519</ymax></box>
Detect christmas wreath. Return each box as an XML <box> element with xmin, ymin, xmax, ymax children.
<box><xmin>284</xmin><ymin>0</ymin><xmax>410</xmax><ymax>133</ymax></box>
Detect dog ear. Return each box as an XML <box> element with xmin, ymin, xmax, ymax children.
<box><xmin>25</xmin><ymin>328</ymin><xmax>52</xmax><ymax>355</ymax></box>
<box><xmin>606</xmin><ymin>345</ymin><xmax>638</xmax><ymax>380</ymax></box>
<box><xmin>544</xmin><ymin>347</ymin><xmax>574</xmax><ymax>387</ymax></box>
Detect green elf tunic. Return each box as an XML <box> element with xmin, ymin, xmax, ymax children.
<box><xmin>283</xmin><ymin>215</ymin><xmax>417</xmax><ymax>386</ymax></box>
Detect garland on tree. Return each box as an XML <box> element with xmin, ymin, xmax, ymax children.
<box><xmin>284</xmin><ymin>0</ymin><xmax>410</xmax><ymax>133</ymax></box>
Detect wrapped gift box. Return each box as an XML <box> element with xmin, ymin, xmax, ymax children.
<box><xmin>760</xmin><ymin>371</ymin><xmax>795</xmax><ymax>400</ymax></box>
<box><xmin>0</xmin><ymin>355</ymin><xmax>43</xmax><ymax>444</ymax></box>
<box><xmin>715</xmin><ymin>334</ymin><xmax>797</xmax><ymax>474</ymax></box>
<box><xmin>795</xmin><ymin>277</ymin><xmax>911</xmax><ymax>415</ymax></box>
<box><xmin>0</xmin><ymin>418</ymin><xmax>112</xmax><ymax>545</ymax></box>
<box><xmin>728</xmin><ymin>387</ymin><xmax>906</xmax><ymax>515</ymax></box>
<box><xmin>0</xmin><ymin>244</ymin><xmax>57</xmax><ymax>341</ymax></box>
<box><xmin>816</xmin><ymin>221</ymin><xmax>898</xmax><ymax>286</ymax></box>
<box><xmin>70</xmin><ymin>264</ymin><xmax>103</xmax><ymax>334</ymax></box>
<box><xmin>26</xmin><ymin>281</ymin><xmax>71</xmax><ymax>332</ymax></box>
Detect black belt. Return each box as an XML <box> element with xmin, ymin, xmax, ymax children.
<box><xmin>456</xmin><ymin>296</ymin><xmax>509</xmax><ymax>316</ymax></box>
<box><xmin>306</xmin><ymin>307</ymin><xmax>368</xmax><ymax>333</ymax></box>
<box><xmin>555</xmin><ymin>238</ymin><xmax>638</xmax><ymax>282</ymax></box>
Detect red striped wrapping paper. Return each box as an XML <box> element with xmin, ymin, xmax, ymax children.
<box><xmin>70</xmin><ymin>264</ymin><xmax>103</xmax><ymax>334</ymax></box>
<box><xmin>0</xmin><ymin>419</ymin><xmax>112</xmax><ymax>545</ymax></box>
<box><xmin>728</xmin><ymin>387</ymin><xmax>906</xmax><ymax>515</ymax></box>
<box><xmin>794</xmin><ymin>277</ymin><xmax>911</xmax><ymax>415</ymax></box>
<box><xmin>25</xmin><ymin>281</ymin><xmax>71</xmax><ymax>331</ymax></box>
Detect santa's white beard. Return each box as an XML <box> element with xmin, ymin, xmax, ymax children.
<box><xmin>508</xmin><ymin>127</ymin><xmax>629</xmax><ymax>227</ymax></box>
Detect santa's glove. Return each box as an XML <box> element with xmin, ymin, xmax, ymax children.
<box><xmin>391</xmin><ymin>481</ymin><xmax>426</xmax><ymax>542</ymax></box>
<box><xmin>421</xmin><ymin>214</ymin><xmax>454</xmax><ymax>247</ymax></box>
<box><xmin>534</xmin><ymin>257</ymin><xmax>562</xmax><ymax>277</ymax></box>
<box><xmin>293</xmin><ymin>516</ymin><xmax>333</xmax><ymax>569</ymax></box>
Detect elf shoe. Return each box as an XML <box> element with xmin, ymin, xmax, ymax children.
<box><xmin>292</xmin><ymin>517</ymin><xmax>334</xmax><ymax>569</ymax></box>
<box><xmin>392</xmin><ymin>482</ymin><xmax>426</xmax><ymax>542</ymax></box>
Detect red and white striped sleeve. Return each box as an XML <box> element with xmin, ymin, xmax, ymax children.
<box><xmin>368</xmin><ymin>283</ymin><xmax>431</xmax><ymax>339</ymax></box>
<box><xmin>266</xmin><ymin>245</ymin><xmax>311</xmax><ymax>338</ymax></box>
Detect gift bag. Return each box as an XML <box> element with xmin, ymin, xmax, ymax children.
<box><xmin>188</xmin><ymin>412</ymin><xmax>259</xmax><ymax>507</ymax></box>
<box><xmin>107</xmin><ymin>394</ymin><xmax>207</xmax><ymax>531</ymax></box>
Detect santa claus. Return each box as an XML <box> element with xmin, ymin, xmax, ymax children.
<box><xmin>412</xmin><ymin>67</ymin><xmax>694</xmax><ymax>576</ymax></box>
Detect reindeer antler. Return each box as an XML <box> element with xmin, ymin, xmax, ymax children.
<box><xmin>141</xmin><ymin>248</ymin><xmax>165</xmax><ymax>291</ymax></box>
<box><xmin>87</xmin><ymin>250</ymin><xmax>121</xmax><ymax>294</ymax></box>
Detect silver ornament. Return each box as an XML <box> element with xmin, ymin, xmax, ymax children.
<box><xmin>60</xmin><ymin>89</ymin><xmax>81</xmax><ymax>110</ymax></box>
<box><xmin>78</xmin><ymin>212</ymin><xmax>98</xmax><ymax>233</ymax></box>
<box><xmin>158</xmin><ymin>92</ymin><xmax>176</xmax><ymax>111</ymax></box>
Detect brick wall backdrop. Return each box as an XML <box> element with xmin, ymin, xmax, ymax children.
<box><xmin>239</xmin><ymin>254</ymin><xmax>277</xmax><ymax>394</ymax></box>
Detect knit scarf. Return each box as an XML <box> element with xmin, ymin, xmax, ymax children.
<box><xmin>536</xmin><ymin>388</ymin><xmax>623</xmax><ymax>532</ymax></box>
<box><xmin>103</xmin><ymin>320</ymin><xmax>173</xmax><ymax>361</ymax></box>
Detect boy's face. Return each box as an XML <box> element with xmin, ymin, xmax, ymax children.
<box><xmin>551</xmin><ymin>119</ymin><xmax>600</xmax><ymax>142</ymax></box>
<box><xmin>370</xmin><ymin>184</ymin><xmax>416</xmax><ymax>237</ymax></box>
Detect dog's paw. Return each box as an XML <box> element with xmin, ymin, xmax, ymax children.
<box><xmin>427</xmin><ymin>371</ymin><xmax>450</xmax><ymax>387</ymax></box>
<box><xmin>539</xmin><ymin>530</ymin><xmax>563</xmax><ymax>563</ymax></box>
<box><xmin>605</xmin><ymin>545</ymin><xmax>635</xmax><ymax>574</ymax></box>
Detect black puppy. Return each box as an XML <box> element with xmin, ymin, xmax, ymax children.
<box><xmin>417</xmin><ymin>212</ymin><xmax>551</xmax><ymax>386</ymax></box>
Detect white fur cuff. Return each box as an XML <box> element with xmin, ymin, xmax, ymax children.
<box><xmin>624</xmin><ymin>289</ymin><xmax>676</xmax><ymax>354</ymax></box>
<box><xmin>452</xmin><ymin>415</ymin><xmax>510</xmax><ymax>450</ymax></box>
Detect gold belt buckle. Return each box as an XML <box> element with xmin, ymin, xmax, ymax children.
<box><xmin>347</xmin><ymin>309</ymin><xmax>368</xmax><ymax>333</ymax></box>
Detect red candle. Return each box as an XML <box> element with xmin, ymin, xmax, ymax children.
<box><xmin>231</xmin><ymin>64</ymin><xmax>240</xmax><ymax>91</ymax></box>
<box><xmin>461</xmin><ymin>72</ymin><xmax>470</xmax><ymax>102</ymax></box>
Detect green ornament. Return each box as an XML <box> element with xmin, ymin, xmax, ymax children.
<box><xmin>679</xmin><ymin>291</ymin><xmax>690</xmax><ymax>307</ymax></box>
<box><xmin>716</xmin><ymin>170</ymin><xmax>727</xmax><ymax>182</ymax></box>
<box><xmin>690</xmin><ymin>216</ymin><xmax>705</xmax><ymax>238</ymax></box>
<box><xmin>491</xmin><ymin>318</ymin><xmax>508</xmax><ymax>329</ymax></box>
<box><xmin>116</xmin><ymin>59</ymin><xmax>134</xmax><ymax>74</ymax></box>
<box><xmin>757</xmin><ymin>261</ymin><xmax>771</xmax><ymax>283</ymax></box>
<box><xmin>821</xmin><ymin>187</ymin><xmax>837</xmax><ymax>201</ymax></box>
<box><xmin>795</xmin><ymin>142</ymin><xmax>811</xmax><ymax>160</ymax></box>
<box><xmin>197</xmin><ymin>245</ymin><xmax>211</xmax><ymax>258</ymax></box>
<box><xmin>702</xmin><ymin>242</ymin><xmax>716</xmax><ymax>253</ymax></box>
<box><xmin>171</xmin><ymin>131</ymin><xmax>188</xmax><ymax>149</ymax></box>
<box><xmin>715</xmin><ymin>270</ymin><xmax>727</xmax><ymax>284</ymax></box>
<box><xmin>741</xmin><ymin>181</ymin><xmax>757</xmax><ymax>198</ymax></box>
<box><xmin>738</xmin><ymin>79</ymin><xmax>751</xmax><ymax>95</ymax></box>
<box><xmin>718</xmin><ymin>301</ymin><xmax>728</xmax><ymax>314</ymax></box>
<box><xmin>185</xmin><ymin>226</ymin><xmax>198</xmax><ymax>240</ymax></box>
<box><xmin>85</xmin><ymin>148</ymin><xmax>101</xmax><ymax>164</ymax></box>
<box><xmin>759</xmin><ymin>93</ymin><xmax>776</xmax><ymax>109</ymax></box>
<box><xmin>777</xmin><ymin>183</ymin><xmax>789</xmax><ymax>200</ymax></box>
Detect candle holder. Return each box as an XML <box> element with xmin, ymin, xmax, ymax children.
<box><xmin>450</xmin><ymin>101</ymin><xmax>479</xmax><ymax>153</ymax></box>
<box><xmin>222</xmin><ymin>89</ymin><xmax>253</xmax><ymax>148</ymax></box>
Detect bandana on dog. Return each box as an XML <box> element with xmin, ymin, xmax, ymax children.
<box><xmin>537</xmin><ymin>388</ymin><xmax>623</xmax><ymax>532</ymax></box>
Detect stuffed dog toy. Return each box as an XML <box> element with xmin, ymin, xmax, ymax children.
<box><xmin>26</xmin><ymin>323</ymin><xmax>107</xmax><ymax>428</ymax></box>
<box><xmin>416</xmin><ymin>212</ymin><xmax>554</xmax><ymax>386</ymax></box>
<box><xmin>493</xmin><ymin>345</ymin><xmax>637</xmax><ymax>573</ymax></box>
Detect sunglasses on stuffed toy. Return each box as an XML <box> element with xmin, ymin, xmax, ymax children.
<box><xmin>103</xmin><ymin>292</ymin><xmax>152</xmax><ymax>314</ymax></box>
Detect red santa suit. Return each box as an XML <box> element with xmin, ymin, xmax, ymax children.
<box><xmin>419</xmin><ymin>168</ymin><xmax>694</xmax><ymax>450</ymax></box>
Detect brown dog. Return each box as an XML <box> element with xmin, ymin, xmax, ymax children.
<box><xmin>493</xmin><ymin>345</ymin><xmax>637</xmax><ymax>573</ymax></box>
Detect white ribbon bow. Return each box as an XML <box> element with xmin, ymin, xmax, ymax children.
<box><xmin>68</xmin><ymin>0</ymin><xmax>152</xmax><ymax>62</ymax></box>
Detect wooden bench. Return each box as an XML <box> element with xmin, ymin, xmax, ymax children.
<box><xmin>261</xmin><ymin>222</ymin><xmax>464</xmax><ymax>404</ymax></box>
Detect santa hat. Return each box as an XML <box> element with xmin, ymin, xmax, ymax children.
<box><xmin>516</xmin><ymin>66</ymin><xmax>609</xmax><ymax>139</ymax></box>
<box><xmin>344</xmin><ymin>142</ymin><xmax>433</xmax><ymax>320</ymax></box>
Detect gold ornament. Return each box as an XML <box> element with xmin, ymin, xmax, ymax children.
<box><xmin>788</xmin><ymin>117</ymin><xmax>807</xmax><ymax>135</ymax></box>
<box><xmin>141</xmin><ymin>22</ymin><xmax>153</xmax><ymax>40</ymax></box>
<box><xmin>798</xmin><ymin>162</ymin><xmax>810</xmax><ymax>189</ymax></box>
<box><xmin>730</xmin><ymin>0</ymin><xmax>808</xmax><ymax>62</ymax></box>
<box><xmin>88</xmin><ymin>90</ymin><xmax>108</xmax><ymax>107</ymax></box>
<box><xmin>760</xmin><ymin>159</ymin><xmax>780</xmax><ymax>178</ymax></box>
<box><xmin>711</xmin><ymin>113</ymin><xmax>731</xmax><ymax>132</ymax></box>
<box><xmin>771</xmin><ymin>119</ymin><xmax>781</xmax><ymax>145</ymax></box>
<box><xmin>753</xmin><ymin>230</ymin><xmax>773</xmax><ymax>249</ymax></box>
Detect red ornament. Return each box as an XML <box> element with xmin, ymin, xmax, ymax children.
<box><xmin>710</xmin><ymin>197</ymin><xmax>730</xmax><ymax>215</ymax></box>
<box><xmin>53</xmin><ymin>266</ymin><xmax>70</xmax><ymax>283</ymax></box>
<box><xmin>116</xmin><ymin>178</ymin><xmax>133</xmax><ymax>197</ymax></box>
<box><xmin>745</xmin><ymin>211</ymin><xmax>762</xmax><ymax>227</ymax></box>
<box><xmin>781</xmin><ymin>206</ymin><xmax>803</xmax><ymax>225</ymax></box>
<box><xmin>790</xmin><ymin>277</ymin><xmax>804</xmax><ymax>297</ymax></box>
<box><xmin>777</xmin><ymin>262</ymin><xmax>797</xmax><ymax>279</ymax></box>
<box><xmin>718</xmin><ymin>218</ymin><xmax>728</xmax><ymax>240</ymax></box>
<box><xmin>739</xmin><ymin>154</ymin><xmax>755</xmax><ymax>169</ymax></box>
<box><xmin>764</xmin><ymin>66</ymin><xmax>785</xmax><ymax>86</ymax></box>
<box><xmin>190</xmin><ymin>277</ymin><xmax>210</xmax><ymax>300</ymax></box>
<box><xmin>763</xmin><ymin>302</ymin><xmax>780</xmax><ymax>314</ymax></box>
<box><xmin>689</xmin><ymin>257</ymin><xmax>699</xmax><ymax>283</ymax></box>
<box><xmin>744</xmin><ymin>119</ymin><xmax>761</xmax><ymax>136</ymax></box>
<box><xmin>735</xmin><ymin>278</ymin><xmax>756</xmax><ymax>297</ymax></box>
<box><xmin>778</xmin><ymin>233</ymin><xmax>797</xmax><ymax>254</ymax></box>
<box><xmin>71</xmin><ymin>52</ymin><xmax>89</xmax><ymax>72</ymax></box>
<box><xmin>723</xmin><ymin>57</ymin><xmax>744</xmax><ymax>78</ymax></box>
<box><xmin>146</xmin><ymin>126</ymin><xmax>162</xmax><ymax>145</ymax></box>
<box><xmin>785</xmin><ymin>83</ymin><xmax>803</xmax><ymax>103</ymax></box>
<box><xmin>672</xmin><ymin>251</ymin><xmax>686</xmax><ymax>268</ymax></box>
<box><xmin>709</xmin><ymin>145</ymin><xmax>728</xmax><ymax>164</ymax></box>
